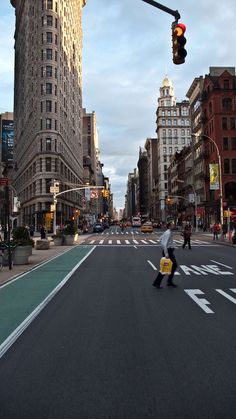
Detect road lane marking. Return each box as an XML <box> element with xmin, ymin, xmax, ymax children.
<box><xmin>215</xmin><ymin>288</ymin><xmax>236</xmax><ymax>304</ymax></box>
<box><xmin>133</xmin><ymin>240</ymin><xmax>139</xmax><ymax>244</ymax></box>
<box><xmin>89</xmin><ymin>240</ymin><xmax>95</xmax><ymax>244</ymax></box>
<box><xmin>141</xmin><ymin>240</ymin><xmax>148</xmax><ymax>244</ymax></box>
<box><xmin>0</xmin><ymin>246</ymin><xmax>96</xmax><ymax>359</ymax></box>
<box><xmin>117</xmin><ymin>240</ymin><xmax>121</xmax><ymax>244</ymax></box>
<box><xmin>184</xmin><ymin>289</ymin><xmax>214</xmax><ymax>314</ymax></box>
<box><xmin>147</xmin><ymin>260</ymin><xmax>157</xmax><ymax>270</ymax></box>
<box><xmin>125</xmin><ymin>240</ymin><xmax>130</xmax><ymax>244</ymax></box>
<box><xmin>149</xmin><ymin>240</ymin><xmax>157</xmax><ymax>244</ymax></box>
<box><xmin>210</xmin><ymin>260</ymin><xmax>233</xmax><ymax>269</ymax></box>
<box><xmin>108</xmin><ymin>240</ymin><xmax>112</xmax><ymax>244</ymax></box>
<box><xmin>99</xmin><ymin>240</ymin><xmax>104</xmax><ymax>244</ymax></box>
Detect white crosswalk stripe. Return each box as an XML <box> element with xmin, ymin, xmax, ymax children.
<box><xmin>88</xmin><ymin>237</ymin><xmax>217</xmax><ymax>246</ymax></box>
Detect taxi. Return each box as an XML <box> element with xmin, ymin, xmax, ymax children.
<box><xmin>140</xmin><ymin>222</ymin><xmax>153</xmax><ymax>233</ymax></box>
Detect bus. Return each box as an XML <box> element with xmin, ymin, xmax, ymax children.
<box><xmin>132</xmin><ymin>216</ymin><xmax>141</xmax><ymax>227</ymax></box>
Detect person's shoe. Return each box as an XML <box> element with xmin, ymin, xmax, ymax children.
<box><xmin>152</xmin><ymin>283</ymin><xmax>163</xmax><ymax>289</ymax></box>
<box><xmin>167</xmin><ymin>282</ymin><xmax>178</xmax><ymax>287</ymax></box>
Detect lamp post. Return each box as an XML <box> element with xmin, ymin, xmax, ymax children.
<box><xmin>191</xmin><ymin>133</ymin><xmax>223</xmax><ymax>227</ymax></box>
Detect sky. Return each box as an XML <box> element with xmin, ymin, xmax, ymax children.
<box><xmin>1</xmin><ymin>0</ymin><xmax>236</xmax><ymax>209</ymax></box>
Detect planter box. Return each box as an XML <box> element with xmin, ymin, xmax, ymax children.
<box><xmin>53</xmin><ymin>237</ymin><xmax>62</xmax><ymax>246</ymax></box>
<box><xmin>13</xmin><ymin>246</ymin><xmax>31</xmax><ymax>265</ymax></box>
<box><xmin>64</xmin><ymin>235</ymin><xmax>75</xmax><ymax>245</ymax></box>
<box><xmin>35</xmin><ymin>239</ymin><xmax>50</xmax><ymax>250</ymax></box>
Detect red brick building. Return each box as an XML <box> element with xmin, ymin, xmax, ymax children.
<box><xmin>202</xmin><ymin>67</ymin><xmax>236</xmax><ymax>226</ymax></box>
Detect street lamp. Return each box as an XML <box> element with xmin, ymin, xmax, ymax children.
<box><xmin>191</xmin><ymin>133</ymin><xmax>223</xmax><ymax>227</ymax></box>
<box><xmin>176</xmin><ymin>180</ymin><xmax>198</xmax><ymax>232</ymax></box>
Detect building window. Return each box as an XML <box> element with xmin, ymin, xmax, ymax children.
<box><xmin>40</xmin><ymin>101</ymin><xmax>43</xmax><ymax>113</ymax></box>
<box><xmin>223</xmin><ymin>137</ymin><xmax>229</xmax><ymax>150</ymax></box>
<box><xmin>230</xmin><ymin>118</ymin><xmax>236</xmax><ymax>130</ymax></box>
<box><xmin>222</xmin><ymin>98</ymin><xmax>232</xmax><ymax>110</ymax></box>
<box><xmin>45</xmin><ymin>179</ymin><xmax>51</xmax><ymax>193</ymax></box>
<box><xmin>46</xmin><ymin>83</ymin><xmax>52</xmax><ymax>94</ymax></box>
<box><xmin>55</xmin><ymin>51</ymin><xmax>58</xmax><ymax>61</ymax></box>
<box><xmin>223</xmin><ymin>79</ymin><xmax>230</xmax><ymax>90</ymax></box>
<box><xmin>47</xmin><ymin>0</ymin><xmax>53</xmax><ymax>10</ymax></box>
<box><xmin>163</xmin><ymin>147</ymin><xmax>167</xmax><ymax>154</ymax></box>
<box><xmin>46</xmin><ymin>65</ymin><xmax>52</xmax><ymax>77</ymax></box>
<box><xmin>224</xmin><ymin>159</ymin><xmax>230</xmax><ymax>174</ymax></box>
<box><xmin>46</xmin><ymin>48</ymin><xmax>52</xmax><ymax>60</ymax></box>
<box><xmin>45</xmin><ymin>158</ymin><xmax>51</xmax><ymax>171</ymax></box>
<box><xmin>168</xmin><ymin>119</ymin><xmax>171</xmax><ymax>126</ymax></box>
<box><xmin>46</xmin><ymin>32</ymin><xmax>53</xmax><ymax>43</ymax></box>
<box><xmin>163</xmin><ymin>155</ymin><xmax>167</xmax><ymax>162</ymax></box>
<box><xmin>46</xmin><ymin>138</ymin><xmax>52</xmax><ymax>150</ymax></box>
<box><xmin>231</xmin><ymin>137</ymin><xmax>236</xmax><ymax>150</ymax></box>
<box><xmin>164</xmin><ymin>183</ymin><xmax>168</xmax><ymax>189</ymax></box>
<box><xmin>46</xmin><ymin>100</ymin><xmax>52</xmax><ymax>112</ymax></box>
<box><xmin>39</xmin><ymin>158</ymin><xmax>43</xmax><ymax>172</ymax></box>
<box><xmin>46</xmin><ymin>118</ymin><xmax>52</xmax><ymax>129</ymax></box>
<box><xmin>174</xmin><ymin>138</ymin><xmax>178</xmax><ymax>144</ymax></box>
<box><xmin>181</xmin><ymin>129</ymin><xmax>185</xmax><ymax>135</ymax></box>
<box><xmin>181</xmin><ymin>138</ymin><xmax>185</xmax><ymax>145</ymax></box>
<box><xmin>163</xmin><ymin>138</ymin><xmax>166</xmax><ymax>144</ymax></box>
<box><xmin>164</xmin><ymin>165</ymin><xmax>167</xmax><ymax>171</ymax></box>
<box><xmin>162</xmin><ymin>119</ymin><xmax>166</xmax><ymax>125</ymax></box>
<box><xmin>169</xmin><ymin>147</ymin><xmax>172</xmax><ymax>154</ymax></box>
<box><xmin>46</xmin><ymin>15</ymin><xmax>53</xmax><ymax>26</ymax></box>
<box><xmin>232</xmin><ymin>159</ymin><xmax>236</xmax><ymax>173</ymax></box>
<box><xmin>39</xmin><ymin>179</ymin><xmax>42</xmax><ymax>193</ymax></box>
<box><xmin>168</xmin><ymin>139</ymin><xmax>172</xmax><ymax>145</ymax></box>
<box><xmin>222</xmin><ymin>117</ymin><xmax>228</xmax><ymax>130</ymax></box>
<box><xmin>55</xmin><ymin>158</ymin><xmax>58</xmax><ymax>171</ymax></box>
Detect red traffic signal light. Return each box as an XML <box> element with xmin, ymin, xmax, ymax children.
<box><xmin>172</xmin><ymin>22</ymin><xmax>187</xmax><ymax>65</ymax></box>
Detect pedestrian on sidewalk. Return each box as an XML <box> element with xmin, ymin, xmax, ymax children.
<box><xmin>182</xmin><ymin>223</ymin><xmax>192</xmax><ymax>249</ymax></box>
<box><xmin>152</xmin><ymin>221</ymin><xmax>178</xmax><ymax>289</ymax></box>
<box><xmin>40</xmin><ymin>225</ymin><xmax>46</xmax><ymax>239</ymax></box>
<box><xmin>212</xmin><ymin>222</ymin><xmax>221</xmax><ymax>240</ymax></box>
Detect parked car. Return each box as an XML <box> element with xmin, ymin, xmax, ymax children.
<box><xmin>141</xmin><ymin>222</ymin><xmax>154</xmax><ymax>233</ymax></box>
<box><xmin>93</xmin><ymin>223</ymin><xmax>104</xmax><ymax>233</ymax></box>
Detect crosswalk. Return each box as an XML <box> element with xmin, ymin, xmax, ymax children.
<box><xmin>86</xmin><ymin>238</ymin><xmax>215</xmax><ymax>246</ymax></box>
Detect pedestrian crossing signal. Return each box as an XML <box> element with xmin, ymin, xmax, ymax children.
<box><xmin>172</xmin><ymin>22</ymin><xmax>187</xmax><ymax>65</ymax></box>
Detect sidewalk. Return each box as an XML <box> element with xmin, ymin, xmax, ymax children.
<box><xmin>0</xmin><ymin>235</ymin><xmax>89</xmax><ymax>287</ymax></box>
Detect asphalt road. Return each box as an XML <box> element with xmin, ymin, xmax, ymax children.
<box><xmin>0</xmin><ymin>233</ymin><xmax>235</xmax><ymax>418</ymax></box>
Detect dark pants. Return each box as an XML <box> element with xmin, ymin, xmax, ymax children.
<box><xmin>153</xmin><ymin>248</ymin><xmax>178</xmax><ymax>286</ymax></box>
<box><xmin>182</xmin><ymin>237</ymin><xmax>191</xmax><ymax>249</ymax></box>
<box><xmin>213</xmin><ymin>232</ymin><xmax>218</xmax><ymax>240</ymax></box>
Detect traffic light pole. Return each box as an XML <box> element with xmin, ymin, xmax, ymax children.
<box><xmin>142</xmin><ymin>0</ymin><xmax>180</xmax><ymax>22</ymax></box>
<box><xmin>52</xmin><ymin>185</ymin><xmax>104</xmax><ymax>235</ymax></box>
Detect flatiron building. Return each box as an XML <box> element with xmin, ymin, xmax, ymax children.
<box><xmin>10</xmin><ymin>0</ymin><xmax>86</xmax><ymax>227</ymax></box>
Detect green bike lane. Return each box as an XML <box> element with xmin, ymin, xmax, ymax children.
<box><xmin>0</xmin><ymin>245</ymin><xmax>95</xmax><ymax>358</ymax></box>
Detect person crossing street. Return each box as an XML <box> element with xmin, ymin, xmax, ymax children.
<box><xmin>152</xmin><ymin>221</ymin><xmax>178</xmax><ymax>289</ymax></box>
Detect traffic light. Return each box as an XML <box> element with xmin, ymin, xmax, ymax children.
<box><xmin>172</xmin><ymin>22</ymin><xmax>187</xmax><ymax>65</ymax></box>
<box><xmin>165</xmin><ymin>196</ymin><xmax>173</xmax><ymax>205</ymax></box>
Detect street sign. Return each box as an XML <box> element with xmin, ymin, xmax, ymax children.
<box><xmin>0</xmin><ymin>177</ymin><xmax>8</xmax><ymax>186</ymax></box>
<box><xmin>50</xmin><ymin>186</ymin><xmax>59</xmax><ymax>193</ymax></box>
<box><xmin>189</xmin><ymin>193</ymin><xmax>195</xmax><ymax>203</ymax></box>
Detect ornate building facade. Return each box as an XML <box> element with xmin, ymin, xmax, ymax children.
<box><xmin>11</xmin><ymin>0</ymin><xmax>86</xmax><ymax>228</ymax></box>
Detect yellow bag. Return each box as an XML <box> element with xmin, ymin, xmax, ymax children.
<box><xmin>159</xmin><ymin>257</ymin><xmax>173</xmax><ymax>275</ymax></box>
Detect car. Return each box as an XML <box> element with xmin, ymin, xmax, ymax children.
<box><xmin>93</xmin><ymin>223</ymin><xmax>104</xmax><ymax>233</ymax></box>
<box><xmin>141</xmin><ymin>222</ymin><xmax>154</xmax><ymax>233</ymax></box>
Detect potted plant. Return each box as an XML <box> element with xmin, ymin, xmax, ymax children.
<box><xmin>52</xmin><ymin>231</ymin><xmax>63</xmax><ymax>246</ymax></box>
<box><xmin>12</xmin><ymin>226</ymin><xmax>34</xmax><ymax>264</ymax></box>
<box><xmin>63</xmin><ymin>224</ymin><xmax>77</xmax><ymax>245</ymax></box>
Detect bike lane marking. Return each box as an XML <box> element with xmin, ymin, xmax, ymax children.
<box><xmin>0</xmin><ymin>245</ymin><xmax>96</xmax><ymax>358</ymax></box>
